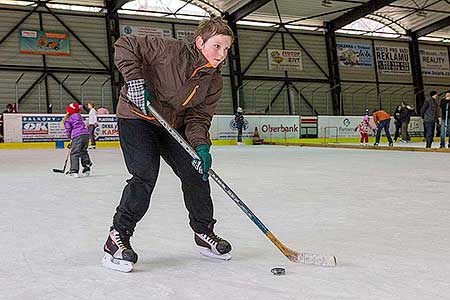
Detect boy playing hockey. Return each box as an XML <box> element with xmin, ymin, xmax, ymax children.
<box><xmin>102</xmin><ymin>17</ymin><xmax>234</xmax><ymax>272</ymax></box>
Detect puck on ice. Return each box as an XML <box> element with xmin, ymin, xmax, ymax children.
<box><xmin>271</xmin><ymin>267</ymin><xmax>286</xmax><ymax>275</ymax></box>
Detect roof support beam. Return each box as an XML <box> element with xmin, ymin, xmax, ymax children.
<box><xmin>110</xmin><ymin>0</ymin><xmax>132</xmax><ymax>13</ymax></box>
<box><xmin>106</xmin><ymin>0</ymin><xmax>122</xmax><ymax>113</ymax></box>
<box><xmin>324</xmin><ymin>24</ymin><xmax>341</xmax><ymax>115</ymax></box>
<box><xmin>407</xmin><ymin>30</ymin><xmax>425</xmax><ymax>111</ymax></box>
<box><xmin>413</xmin><ymin>16</ymin><xmax>450</xmax><ymax>38</ymax></box>
<box><xmin>328</xmin><ymin>0</ymin><xmax>397</xmax><ymax>32</ymax></box>
<box><xmin>227</xmin><ymin>0</ymin><xmax>272</xmax><ymax>23</ymax></box>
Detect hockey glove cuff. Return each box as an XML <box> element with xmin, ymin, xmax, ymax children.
<box><xmin>126</xmin><ymin>79</ymin><xmax>151</xmax><ymax>114</ymax></box>
<box><xmin>191</xmin><ymin>144</ymin><xmax>212</xmax><ymax>181</ymax></box>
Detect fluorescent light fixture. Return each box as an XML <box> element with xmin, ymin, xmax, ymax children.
<box><xmin>237</xmin><ymin>20</ymin><xmax>277</xmax><ymax>27</ymax></box>
<box><xmin>418</xmin><ymin>36</ymin><xmax>443</xmax><ymax>42</ymax></box>
<box><xmin>0</xmin><ymin>0</ymin><xmax>34</xmax><ymax>5</ymax></box>
<box><xmin>285</xmin><ymin>24</ymin><xmax>319</xmax><ymax>31</ymax></box>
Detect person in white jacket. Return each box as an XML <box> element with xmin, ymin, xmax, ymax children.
<box><xmin>87</xmin><ymin>101</ymin><xmax>98</xmax><ymax>149</ymax></box>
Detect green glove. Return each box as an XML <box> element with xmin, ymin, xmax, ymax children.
<box><xmin>144</xmin><ymin>88</ymin><xmax>151</xmax><ymax>115</ymax></box>
<box><xmin>191</xmin><ymin>144</ymin><xmax>212</xmax><ymax>181</ymax></box>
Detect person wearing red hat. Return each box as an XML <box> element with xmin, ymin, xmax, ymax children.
<box><xmin>63</xmin><ymin>102</ymin><xmax>92</xmax><ymax>177</ymax></box>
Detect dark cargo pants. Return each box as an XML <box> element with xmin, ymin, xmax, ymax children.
<box><xmin>113</xmin><ymin>118</ymin><xmax>215</xmax><ymax>236</ymax></box>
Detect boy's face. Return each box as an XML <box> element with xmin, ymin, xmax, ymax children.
<box><xmin>446</xmin><ymin>92</ymin><xmax>450</xmax><ymax>100</ymax></box>
<box><xmin>195</xmin><ymin>34</ymin><xmax>232</xmax><ymax>68</ymax></box>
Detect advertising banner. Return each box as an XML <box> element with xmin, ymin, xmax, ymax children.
<box><xmin>175</xmin><ymin>30</ymin><xmax>195</xmax><ymax>41</ymax></box>
<box><xmin>22</xmin><ymin>115</ymin><xmax>67</xmax><ymax>142</ymax></box>
<box><xmin>337</xmin><ymin>42</ymin><xmax>372</xmax><ymax>67</ymax></box>
<box><xmin>20</xmin><ymin>114</ymin><xmax>119</xmax><ymax>142</ymax></box>
<box><xmin>375</xmin><ymin>46</ymin><xmax>411</xmax><ymax>74</ymax></box>
<box><xmin>95</xmin><ymin>116</ymin><xmax>119</xmax><ymax>141</ymax></box>
<box><xmin>19</xmin><ymin>30</ymin><xmax>70</xmax><ymax>56</ymax></box>
<box><xmin>268</xmin><ymin>49</ymin><xmax>303</xmax><ymax>71</ymax></box>
<box><xmin>210</xmin><ymin>115</ymin><xmax>300</xmax><ymax>140</ymax></box>
<box><xmin>420</xmin><ymin>49</ymin><xmax>450</xmax><ymax>77</ymax></box>
<box><xmin>120</xmin><ymin>25</ymin><xmax>172</xmax><ymax>38</ymax></box>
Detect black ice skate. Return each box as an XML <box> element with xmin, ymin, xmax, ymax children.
<box><xmin>194</xmin><ymin>231</ymin><xmax>232</xmax><ymax>261</ymax></box>
<box><xmin>82</xmin><ymin>163</ymin><xmax>92</xmax><ymax>176</ymax></box>
<box><xmin>102</xmin><ymin>227</ymin><xmax>138</xmax><ymax>272</ymax></box>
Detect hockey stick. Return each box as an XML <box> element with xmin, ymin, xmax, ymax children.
<box><xmin>131</xmin><ymin>106</ymin><xmax>337</xmax><ymax>267</ymax></box>
<box><xmin>53</xmin><ymin>148</ymin><xmax>70</xmax><ymax>173</ymax></box>
<box><xmin>444</xmin><ymin>103</ymin><xmax>448</xmax><ymax>143</ymax></box>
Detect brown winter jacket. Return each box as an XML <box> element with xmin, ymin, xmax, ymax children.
<box><xmin>114</xmin><ymin>35</ymin><xmax>224</xmax><ymax>148</ymax></box>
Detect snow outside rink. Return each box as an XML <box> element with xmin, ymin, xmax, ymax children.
<box><xmin>1</xmin><ymin>145</ymin><xmax>449</xmax><ymax>300</ymax></box>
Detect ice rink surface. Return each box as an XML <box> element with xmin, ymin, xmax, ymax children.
<box><xmin>1</xmin><ymin>145</ymin><xmax>450</xmax><ymax>300</ymax></box>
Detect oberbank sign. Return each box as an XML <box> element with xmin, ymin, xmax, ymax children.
<box><xmin>211</xmin><ymin>115</ymin><xmax>300</xmax><ymax>140</ymax></box>
<box><xmin>260</xmin><ymin>123</ymin><xmax>299</xmax><ymax>134</ymax></box>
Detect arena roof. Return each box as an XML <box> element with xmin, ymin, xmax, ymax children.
<box><xmin>1</xmin><ymin>0</ymin><xmax>449</xmax><ymax>41</ymax></box>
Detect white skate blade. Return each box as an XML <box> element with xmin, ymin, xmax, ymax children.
<box><xmin>101</xmin><ymin>253</ymin><xmax>133</xmax><ymax>272</ymax></box>
<box><xmin>199</xmin><ymin>248</ymin><xmax>232</xmax><ymax>261</ymax></box>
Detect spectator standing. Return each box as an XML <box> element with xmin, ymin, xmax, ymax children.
<box><xmin>234</xmin><ymin>107</ymin><xmax>245</xmax><ymax>145</ymax></box>
<box><xmin>97</xmin><ymin>106</ymin><xmax>110</xmax><ymax>115</ymax></box>
<box><xmin>399</xmin><ymin>103</ymin><xmax>414</xmax><ymax>143</ymax></box>
<box><xmin>439</xmin><ymin>92</ymin><xmax>450</xmax><ymax>148</ymax></box>
<box><xmin>421</xmin><ymin>91</ymin><xmax>439</xmax><ymax>148</ymax></box>
<box><xmin>87</xmin><ymin>101</ymin><xmax>98</xmax><ymax>149</ymax></box>
<box><xmin>393</xmin><ymin>104</ymin><xmax>402</xmax><ymax>142</ymax></box>
<box><xmin>0</xmin><ymin>104</ymin><xmax>15</xmax><ymax>142</ymax></box>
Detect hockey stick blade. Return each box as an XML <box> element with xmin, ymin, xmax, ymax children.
<box><xmin>266</xmin><ymin>232</ymin><xmax>337</xmax><ymax>267</ymax></box>
<box><xmin>53</xmin><ymin>168</ymin><xmax>65</xmax><ymax>173</ymax></box>
<box><xmin>285</xmin><ymin>248</ymin><xmax>336</xmax><ymax>267</ymax></box>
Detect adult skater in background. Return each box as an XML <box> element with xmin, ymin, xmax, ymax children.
<box><xmin>372</xmin><ymin>109</ymin><xmax>393</xmax><ymax>147</ymax></box>
<box><xmin>87</xmin><ymin>101</ymin><xmax>98</xmax><ymax>149</ymax></box>
<box><xmin>393</xmin><ymin>104</ymin><xmax>402</xmax><ymax>142</ymax></box>
<box><xmin>102</xmin><ymin>17</ymin><xmax>234</xmax><ymax>272</ymax></box>
<box><xmin>63</xmin><ymin>102</ymin><xmax>92</xmax><ymax>177</ymax></box>
<box><xmin>97</xmin><ymin>106</ymin><xmax>110</xmax><ymax>115</ymax></box>
<box><xmin>399</xmin><ymin>103</ymin><xmax>414</xmax><ymax>143</ymax></box>
<box><xmin>235</xmin><ymin>107</ymin><xmax>245</xmax><ymax>145</ymax></box>
<box><xmin>421</xmin><ymin>91</ymin><xmax>439</xmax><ymax>148</ymax></box>
<box><xmin>439</xmin><ymin>92</ymin><xmax>450</xmax><ymax>148</ymax></box>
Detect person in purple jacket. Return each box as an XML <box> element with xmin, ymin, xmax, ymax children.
<box><xmin>63</xmin><ymin>102</ymin><xmax>92</xmax><ymax>178</ymax></box>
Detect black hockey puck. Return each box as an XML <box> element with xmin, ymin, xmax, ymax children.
<box><xmin>271</xmin><ymin>267</ymin><xmax>286</xmax><ymax>276</ymax></box>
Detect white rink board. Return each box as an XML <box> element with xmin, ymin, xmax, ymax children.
<box><xmin>4</xmin><ymin>113</ymin><xmax>424</xmax><ymax>142</ymax></box>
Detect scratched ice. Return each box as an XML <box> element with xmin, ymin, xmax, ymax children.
<box><xmin>1</xmin><ymin>145</ymin><xmax>449</xmax><ymax>300</ymax></box>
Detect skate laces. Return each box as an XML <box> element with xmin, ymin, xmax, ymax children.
<box><xmin>202</xmin><ymin>232</ymin><xmax>222</xmax><ymax>245</ymax></box>
<box><xmin>114</xmin><ymin>230</ymin><xmax>132</xmax><ymax>250</ymax></box>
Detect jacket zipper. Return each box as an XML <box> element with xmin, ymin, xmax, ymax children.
<box><xmin>181</xmin><ymin>85</ymin><xmax>199</xmax><ymax>106</ymax></box>
<box><xmin>190</xmin><ymin>62</ymin><xmax>212</xmax><ymax>78</ymax></box>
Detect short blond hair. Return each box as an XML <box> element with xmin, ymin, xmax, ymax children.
<box><xmin>195</xmin><ymin>16</ymin><xmax>234</xmax><ymax>43</ymax></box>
